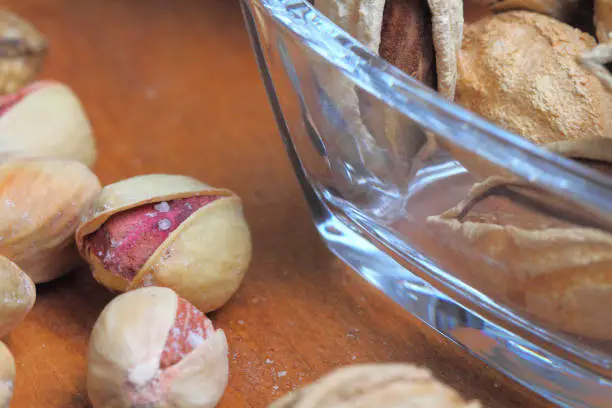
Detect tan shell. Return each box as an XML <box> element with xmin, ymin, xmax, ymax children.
<box><xmin>315</xmin><ymin>0</ymin><xmax>461</xmax><ymax>185</ymax></box>
<box><xmin>269</xmin><ymin>363</ymin><xmax>481</xmax><ymax>407</ymax></box>
<box><xmin>0</xmin><ymin>342</ymin><xmax>15</xmax><ymax>408</ymax></box>
<box><xmin>578</xmin><ymin>0</ymin><xmax>612</xmax><ymax>91</ymax></box>
<box><xmin>316</xmin><ymin>0</ymin><xmax>463</xmax><ymax>99</ymax></box>
<box><xmin>464</xmin><ymin>0</ymin><xmax>582</xmax><ymax>21</ymax></box>
<box><xmin>0</xmin><ymin>81</ymin><xmax>97</xmax><ymax>168</ymax></box>
<box><xmin>0</xmin><ymin>256</ymin><xmax>35</xmax><ymax>338</ymax></box>
<box><xmin>87</xmin><ymin>287</ymin><xmax>229</xmax><ymax>408</ymax></box>
<box><xmin>596</xmin><ymin>0</ymin><xmax>612</xmax><ymax>43</ymax></box>
<box><xmin>456</xmin><ymin>11</ymin><xmax>612</xmax><ymax>146</ymax></box>
<box><xmin>0</xmin><ymin>10</ymin><xmax>46</xmax><ymax>95</ymax></box>
<box><xmin>76</xmin><ymin>174</ymin><xmax>252</xmax><ymax>313</ymax></box>
<box><xmin>0</xmin><ymin>157</ymin><xmax>101</xmax><ymax>283</ymax></box>
<box><xmin>426</xmin><ymin>138</ymin><xmax>612</xmax><ymax>339</ymax></box>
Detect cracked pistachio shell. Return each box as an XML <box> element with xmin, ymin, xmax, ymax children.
<box><xmin>0</xmin><ymin>81</ymin><xmax>97</xmax><ymax>168</ymax></box>
<box><xmin>0</xmin><ymin>157</ymin><xmax>101</xmax><ymax>283</ymax></box>
<box><xmin>596</xmin><ymin>0</ymin><xmax>612</xmax><ymax>43</ymax></box>
<box><xmin>464</xmin><ymin>0</ymin><xmax>582</xmax><ymax>22</ymax></box>
<box><xmin>0</xmin><ymin>342</ymin><xmax>14</xmax><ymax>408</ymax></box>
<box><xmin>426</xmin><ymin>138</ymin><xmax>612</xmax><ymax>339</ymax></box>
<box><xmin>314</xmin><ymin>0</ymin><xmax>461</xmax><ymax>194</ymax></box>
<box><xmin>457</xmin><ymin>12</ymin><xmax>612</xmax><ymax>145</ymax></box>
<box><xmin>269</xmin><ymin>363</ymin><xmax>481</xmax><ymax>407</ymax></box>
<box><xmin>76</xmin><ymin>174</ymin><xmax>252</xmax><ymax>313</ymax></box>
<box><xmin>87</xmin><ymin>287</ymin><xmax>229</xmax><ymax>408</ymax></box>
<box><xmin>0</xmin><ymin>256</ymin><xmax>35</xmax><ymax>338</ymax></box>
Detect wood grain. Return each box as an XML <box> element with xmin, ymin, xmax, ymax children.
<box><xmin>0</xmin><ymin>0</ymin><xmax>550</xmax><ymax>407</ymax></box>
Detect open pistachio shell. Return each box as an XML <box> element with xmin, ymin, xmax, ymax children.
<box><xmin>426</xmin><ymin>138</ymin><xmax>612</xmax><ymax>339</ymax></box>
<box><xmin>0</xmin><ymin>157</ymin><xmax>101</xmax><ymax>283</ymax></box>
<box><xmin>87</xmin><ymin>287</ymin><xmax>229</xmax><ymax>408</ymax></box>
<box><xmin>0</xmin><ymin>81</ymin><xmax>96</xmax><ymax>168</ymax></box>
<box><xmin>313</xmin><ymin>0</ymin><xmax>461</xmax><ymax>198</ymax></box>
<box><xmin>76</xmin><ymin>174</ymin><xmax>252</xmax><ymax>313</ymax></box>
<box><xmin>0</xmin><ymin>256</ymin><xmax>35</xmax><ymax>338</ymax></box>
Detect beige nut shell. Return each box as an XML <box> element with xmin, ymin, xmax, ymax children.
<box><xmin>456</xmin><ymin>11</ymin><xmax>612</xmax><ymax>146</ymax></box>
<box><xmin>426</xmin><ymin>139</ymin><xmax>612</xmax><ymax>339</ymax></box>
<box><xmin>465</xmin><ymin>0</ymin><xmax>582</xmax><ymax>21</ymax></box>
<box><xmin>0</xmin><ymin>342</ymin><xmax>15</xmax><ymax>408</ymax></box>
<box><xmin>269</xmin><ymin>363</ymin><xmax>481</xmax><ymax>407</ymax></box>
<box><xmin>0</xmin><ymin>81</ymin><xmax>96</xmax><ymax>168</ymax></box>
<box><xmin>316</xmin><ymin>0</ymin><xmax>463</xmax><ymax>98</ymax></box>
<box><xmin>0</xmin><ymin>256</ymin><xmax>35</xmax><ymax>338</ymax></box>
<box><xmin>0</xmin><ymin>157</ymin><xmax>101</xmax><ymax>283</ymax></box>
<box><xmin>76</xmin><ymin>174</ymin><xmax>252</xmax><ymax>313</ymax></box>
<box><xmin>596</xmin><ymin>0</ymin><xmax>612</xmax><ymax>43</ymax></box>
<box><xmin>87</xmin><ymin>287</ymin><xmax>229</xmax><ymax>408</ymax></box>
<box><xmin>315</xmin><ymin>0</ymin><xmax>461</xmax><ymax>189</ymax></box>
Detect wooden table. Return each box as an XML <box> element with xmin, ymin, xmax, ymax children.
<box><xmin>2</xmin><ymin>1</ymin><xmax>551</xmax><ymax>407</ymax></box>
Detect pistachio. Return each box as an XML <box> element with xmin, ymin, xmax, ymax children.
<box><xmin>0</xmin><ymin>80</ymin><xmax>97</xmax><ymax>168</ymax></box>
<box><xmin>0</xmin><ymin>10</ymin><xmax>46</xmax><ymax>95</ymax></box>
<box><xmin>0</xmin><ymin>342</ymin><xmax>15</xmax><ymax>408</ymax></box>
<box><xmin>457</xmin><ymin>11</ymin><xmax>612</xmax><ymax>146</ymax></box>
<box><xmin>426</xmin><ymin>138</ymin><xmax>612</xmax><ymax>339</ymax></box>
<box><xmin>464</xmin><ymin>0</ymin><xmax>582</xmax><ymax>22</ymax></box>
<box><xmin>269</xmin><ymin>363</ymin><xmax>481</xmax><ymax>407</ymax></box>
<box><xmin>578</xmin><ymin>0</ymin><xmax>612</xmax><ymax>91</ymax></box>
<box><xmin>0</xmin><ymin>256</ymin><xmax>35</xmax><ymax>338</ymax></box>
<box><xmin>316</xmin><ymin>0</ymin><xmax>463</xmax><ymax>99</ymax></box>
<box><xmin>87</xmin><ymin>287</ymin><xmax>229</xmax><ymax>408</ymax></box>
<box><xmin>76</xmin><ymin>174</ymin><xmax>252</xmax><ymax>313</ymax></box>
<box><xmin>314</xmin><ymin>0</ymin><xmax>461</xmax><ymax>191</ymax></box>
<box><xmin>0</xmin><ymin>157</ymin><xmax>101</xmax><ymax>283</ymax></box>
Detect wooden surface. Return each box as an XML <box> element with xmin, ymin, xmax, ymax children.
<box><xmin>1</xmin><ymin>1</ymin><xmax>551</xmax><ymax>407</ymax></box>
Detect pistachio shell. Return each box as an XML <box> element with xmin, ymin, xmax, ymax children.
<box><xmin>87</xmin><ymin>287</ymin><xmax>229</xmax><ymax>408</ymax></box>
<box><xmin>0</xmin><ymin>342</ymin><xmax>14</xmax><ymax>408</ymax></box>
<box><xmin>464</xmin><ymin>0</ymin><xmax>582</xmax><ymax>22</ymax></box>
<box><xmin>596</xmin><ymin>0</ymin><xmax>612</xmax><ymax>43</ymax></box>
<box><xmin>0</xmin><ymin>157</ymin><xmax>101</xmax><ymax>283</ymax></box>
<box><xmin>0</xmin><ymin>256</ymin><xmax>35</xmax><ymax>338</ymax></box>
<box><xmin>457</xmin><ymin>11</ymin><xmax>612</xmax><ymax>146</ymax></box>
<box><xmin>269</xmin><ymin>363</ymin><xmax>481</xmax><ymax>407</ymax></box>
<box><xmin>0</xmin><ymin>10</ymin><xmax>46</xmax><ymax>95</ymax></box>
<box><xmin>76</xmin><ymin>174</ymin><xmax>233</xmax><ymax>235</ymax></box>
<box><xmin>315</xmin><ymin>0</ymin><xmax>461</xmax><ymax>191</ymax></box>
<box><xmin>76</xmin><ymin>174</ymin><xmax>252</xmax><ymax>313</ymax></box>
<box><xmin>134</xmin><ymin>197</ymin><xmax>252</xmax><ymax>312</ymax></box>
<box><xmin>317</xmin><ymin>0</ymin><xmax>462</xmax><ymax>99</ymax></box>
<box><xmin>0</xmin><ymin>81</ymin><xmax>96</xmax><ymax>168</ymax></box>
<box><xmin>426</xmin><ymin>139</ymin><xmax>612</xmax><ymax>338</ymax></box>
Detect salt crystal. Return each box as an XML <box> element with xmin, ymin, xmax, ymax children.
<box><xmin>154</xmin><ymin>202</ymin><xmax>170</xmax><ymax>212</ymax></box>
<box><xmin>238</xmin><ymin>320</ymin><xmax>244</xmax><ymax>325</ymax></box>
<box><xmin>185</xmin><ymin>202</ymin><xmax>193</xmax><ymax>210</ymax></box>
<box><xmin>187</xmin><ymin>332</ymin><xmax>205</xmax><ymax>348</ymax></box>
<box><xmin>278</xmin><ymin>371</ymin><xmax>287</xmax><ymax>378</ymax></box>
<box><xmin>273</xmin><ymin>385</ymin><xmax>279</xmax><ymax>391</ymax></box>
<box><xmin>146</xmin><ymin>212</ymin><xmax>157</xmax><ymax>218</ymax></box>
<box><xmin>351</xmin><ymin>356</ymin><xmax>357</xmax><ymax>360</ymax></box>
<box><xmin>265</xmin><ymin>358</ymin><xmax>274</xmax><ymax>364</ymax></box>
<box><xmin>97</xmin><ymin>251</ymin><xmax>103</xmax><ymax>257</ymax></box>
<box><xmin>158</xmin><ymin>219</ymin><xmax>172</xmax><ymax>230</ymax></box>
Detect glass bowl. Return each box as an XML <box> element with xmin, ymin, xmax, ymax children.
<box><xmin>240</xmin><ymin>1</ymin><xmax>612</xmax><ymax>406</ymax></box>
